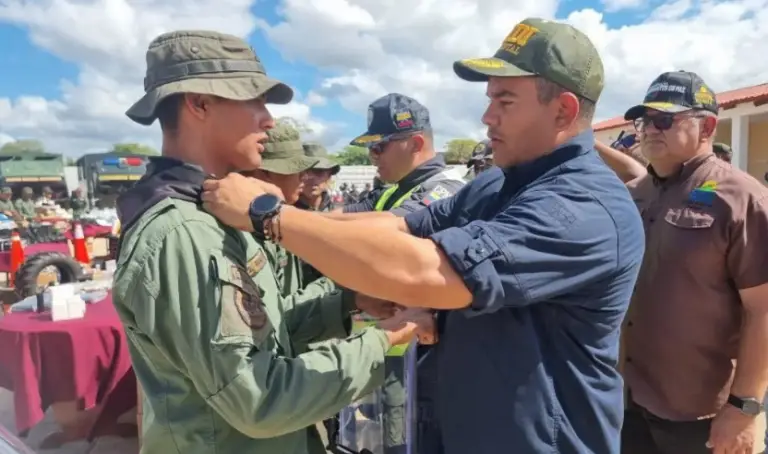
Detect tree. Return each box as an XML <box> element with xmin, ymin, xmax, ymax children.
<box><xmin>334</xmin><ymin>146</ymin><xmax>370</xmax><ymax>165</ymax></box>
<box><xmin>276</xmin><ymin>117</ymin><xmax>313</xmax><ymax>134</ymax></box>
<box><xmin>0</xmin><ymin>139</ymin><xmax>46</xmax><ymax>155</ymax></box>
<box><xmin>110</xmin><ymin>143</ymin><xmax>159</xmax><ymax>155</ymax></box>
<box><xmin>443</xmin><ymin>138</ymin><xmax>478</xmax><ymax>164</ymax></box>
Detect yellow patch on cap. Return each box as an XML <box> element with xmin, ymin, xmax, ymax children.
<box><xmin>354</xmin><ymin>134</ymin><xmax>383</xmax><ymax>144</ymax></box>
<box><xmin>643</xmin><ymin>102</ymin><xmax>680</xmax><ymax>110</ymax></box>
<box><xmin>694</xmin><ymin>86</ymin><xmax>714</xmax><ymax>105</ymax></box>
<box><xmin>462</xmin><ymin>58</ymin><xmax>505</xmax><ymax>69</ymax></box>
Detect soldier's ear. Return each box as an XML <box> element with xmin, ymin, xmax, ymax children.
<box><xmin>184</xmin><ymin>94</ymin><xmax>211</xmax><ymax>120</ymax></box>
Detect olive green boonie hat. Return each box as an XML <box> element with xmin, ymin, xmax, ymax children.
<box><xmin>303</xmin><ymin>143</ymin><xmax>340</xmax><ymax>175</ymax></box>
<box><xmin>453</xmin><ymin>18</ymin><xmax>605</xmax><ymax>102</ymax></box>
<box><xmin>126</xmin><ymin>30</ymin><xmax>294</xmax><ymax>126</ymax></box>
<box><xmin>260</xmin><ymin>124</ymin><xmax>319</xmax><ymax>175</ymax></box>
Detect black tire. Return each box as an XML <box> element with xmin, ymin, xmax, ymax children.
<box><xmin>13</xmin><ymin>251</ymin><xmax>83</xmax><ymax>298</ymax></box>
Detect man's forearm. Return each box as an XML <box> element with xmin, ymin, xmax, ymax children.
<box><xmin>321</xmin><ymin>210</ymin><xmax>398</xmax><ymax>222</ymax></box>
<box><xmin>278</xmin><ymin>206</ymin><xmax>444</xmax><ymax>307</ymax></box>
<box><xmin>594</xmin><ymin>141</ymin><xmax>647</xmax><ymax>183</ymax></box>
<box><xmin>730</xmin><ymin>311</ymin><xmax>768</xmax><ymax>399</ymax></box>
<box><xmin>319</xmin><ymin>209</ymin><xmax>410</xmax><ymax>232</ymax></box>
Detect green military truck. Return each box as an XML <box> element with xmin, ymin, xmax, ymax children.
<box><xmin>76</xmin><ymin>152</ymin><xmax>149</xmax><ymax>208</ymax></box>
<box><xmin>0</xmin><ymin>151</ymin><xmax>66</xmax><ymax>197</ymax></box>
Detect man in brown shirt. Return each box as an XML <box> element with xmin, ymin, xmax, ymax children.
<box><xmin>621</xmin><ymin>70</ymin><xmax>768</xmax><ymax>454</ymax></box>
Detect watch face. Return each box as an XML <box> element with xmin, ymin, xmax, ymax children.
<box><xmin>743</xmin><ymin>399</ymin><xmax>762</xmax><ymax>415</ymax></box>
<box><xmin>251</xmin><ymin>194</ymin><xmax>281</xmax><ymax>215</ymax></box>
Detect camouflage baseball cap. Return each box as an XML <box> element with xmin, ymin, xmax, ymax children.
<box><xmin>127</xmin><ymin>30</ymin><xmax>293</xmax><ymax>126</ymax></box>
<box><xmin>624</xmin><ymin>71</ymin><xmax>719</xmax><ymax>120</ymax></box>
<box><xmin>453</xmin><ymin>18</ymin><xmax>604</xmax><ymax>102</ymax></box>
<box><xmin>260</xmin><ymin>124</ymin><xmax>318</xmax><ymax>175</ymax></box>
<box><xmin>0</xmin><ymin>187</ymin><xmax>11</xmax><ymax>194</ymax></box>
<box><xmin>303</xmin><ymin>143</ymin><xmax>340</xmax><ymax>175</ymax></box>
<box><xmin>21</xmin><ymin>187</ymin><xmax>33</xmax><ymax>195</ymax></box>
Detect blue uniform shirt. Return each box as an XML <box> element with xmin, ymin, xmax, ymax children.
<box><xmin>404</xmin><ymin>131</ymin><xmax>645</xmax><ymax>454</ymax></box>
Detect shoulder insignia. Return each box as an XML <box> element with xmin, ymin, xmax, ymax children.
<box><xmin>247</xmin><ymin>250</ymin><xmax>266</xmax><ymax>277</ymax></box>
<box><xmin>421</xmin><ymin>184</ymin><xmax>452</xmax><ymax>206</ymax></box>
<box><xmin>230</xmin><ymin>264</ymin><xmax>268</xmax><ymax>329</ymax></box>
<box><xmin>688</xmin><ymin>180</ymin><xmax>718</xmax><ymax>206</ymax></box>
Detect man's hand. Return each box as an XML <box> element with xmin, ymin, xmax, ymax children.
<box><xmin>202</xmin><ymin>173</ymin><xmax>285</xmax><ymax>232</ymax></box>
<box><xmin>355</xmin><ymin>294</ymin><xmax>397</xmax><ymax>319</ymax></box>
<box><xmin>376</xmin><ymin>308</ymin><xmax>436</xmax><ymax>347</ymax></box>
<box><xmin>707</xmin><ymin>404</ymin><xmax>758</xmax><ymax>454</ymax></box>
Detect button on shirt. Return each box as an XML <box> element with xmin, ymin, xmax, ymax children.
<box><xmin>624</xmin><ymin>153</ymin><xmax>768</xmax><ymax>421</ymax></box>
<box><xmin>404</xmin><ymin>131</ymin><xmax>645</xmax><ymax>454</ymax></box>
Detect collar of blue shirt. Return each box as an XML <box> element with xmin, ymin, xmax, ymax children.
<box><xmin>502</xmin><ymin>130</ymin><xmax>594</xmax><ymax>192</ymax></box>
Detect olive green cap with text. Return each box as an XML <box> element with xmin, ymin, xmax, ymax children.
<box><xmin>127</xmin><ymin>30</ymin><xmax>293</xmax><ymax>126</ymax></box>
<box><xmin>453</xmin><ymin>18</ymin><xmax>605</xmax><ymax>102</ymax></box>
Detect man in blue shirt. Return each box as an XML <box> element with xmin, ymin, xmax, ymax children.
<box><xmin>203</xmin><ymin>17</ymin><xmax>645</xmax><ymax>454</ymax></box>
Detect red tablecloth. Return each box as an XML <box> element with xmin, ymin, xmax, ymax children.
<box><xmin>0</xmin><ymin>296</ymin><xmax>135</xmax><ymax>436</ymax></box>
<box><xmin>0</xmin><ymin>242</ymin><xmax>71</xmax><ymax>273</ymax></box>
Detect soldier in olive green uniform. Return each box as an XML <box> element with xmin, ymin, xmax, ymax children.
<box><xmin>69</xmin><ymin>189</ymin><xmax>88</xmax><ymax>219</ymax></box>
<box><xmin>14</xmin><ymin>187</ymin><xmax>37</xmax><ymax>220</ymax></box>
<box><xmin>0</xmin><ymin>187</ymin><xmax>16</xmax><ymax>217</ymax></box>
<box><xmin>296</xmin><ymin>143</ymin><xmax>341</xmax><ymax>286</ymax></box>
<box><xmin>113</xmin><ymin>30</ymin><xmax>426</xmax><ymax>454</ymax></box>
<box><xmin>245</xmin><ymin>124</ymin><xmax>335</xmax><ymax>298</ymax></box>
<box><xmin>296</xmin><ymin>143</ymin><xmax>340</xmax><ymax>213</ymax></box>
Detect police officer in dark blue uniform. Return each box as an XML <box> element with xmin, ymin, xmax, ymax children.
<box><xmin>340</xmin><ymin>93</ymin><xmax>465</xmax><ymax>216</ymax></box>
<box><xmin>203</xmin><ymin>16</ymin><xmax>645</xmax><ymax>454</ymax></box>
<box><xmin>340</xmin><ymin>93</ymin><xmax>466</xmax><ymax>454</ymax></box>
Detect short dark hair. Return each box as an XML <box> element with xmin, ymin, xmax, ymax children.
<box><xmin>156</xmin><ymin>94</ymin><xmax>184</xmax><ymax>134</ymax></box>
<box><xmin>535</xmin><ymin>78</ymin><xmax>596</xmax><ymax>123</ymax></box>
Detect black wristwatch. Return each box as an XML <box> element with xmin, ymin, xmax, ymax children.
<box><xmin>727</xmin><ymin>394</ymin><xmax>764</xmax><ymax>416</ymax></box>
<box><xmin>249</xmin><ymin>194</ymin><xmax>283</xmax><ymax>235</ymax></box>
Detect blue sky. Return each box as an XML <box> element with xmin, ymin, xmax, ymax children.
<box><xmin>0</xmin><ymin>0</ymin><xmax>762</xmax><ymax>155</ymax></box>
<box><xmin>0</xmin><ymin>0</ymin><xmax>642</xmax><ymax>147</ymax></box>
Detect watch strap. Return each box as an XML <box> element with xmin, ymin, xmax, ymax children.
<box><xmin>728</xmin><ymin>394</ymin><xmax>764</xmax><ymax>415</ymax></box>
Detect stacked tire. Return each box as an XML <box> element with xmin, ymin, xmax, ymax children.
<box><xmin>13</xmin><ymin>252</ymin><xmax>83</xmax><ymax>298</ymax></box>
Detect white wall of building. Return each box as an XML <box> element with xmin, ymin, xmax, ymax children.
<box><xmin>331</xmin><ymin>165</ymin><xmax>468</xmax><ymax>190</ymax></box>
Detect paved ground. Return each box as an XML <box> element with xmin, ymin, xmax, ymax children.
<box><xmin>0</xmin><ymin>388</ymin><xmax>138</xmax><ymax>454</ymax></box>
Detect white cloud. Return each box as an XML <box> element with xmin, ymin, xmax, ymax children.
<box><xmin>0</xmin><ymin>0</ymin><xmax>328</xmax><ymax>156</ymax></box>
<box><xmin>1</xmin><ymin>0</ymin><xmax>767</xmax><ymax>155</ymax></box>
<box><xmin>262</xmin><ymin>0</ymin><xmax>768</xmax><ymax>148</ymax></box>
<box><xmin>600</xmin><ymin>0</ymin><xmax>647</xmax><ymax>13</ymax></box>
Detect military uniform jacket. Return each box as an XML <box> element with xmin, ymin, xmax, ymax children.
<box><xmin>113</xmin><ymin>159</ymin><xmax>389</xmax><ymax>454</ymax></box>
<box><xmin>14</xmin><ymin>199</ymin><xmax>36</xmax><ymax>219</ymax></box>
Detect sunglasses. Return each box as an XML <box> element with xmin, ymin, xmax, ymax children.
<box><xmin>633</xmin><ymin>113</ymin><xmax>704</xmax><ymax>132</ymax></box>
<box><xmin>368</xmin><ymin>133</ymin><xmax>418</xmax><ymax>155</ymax></box>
